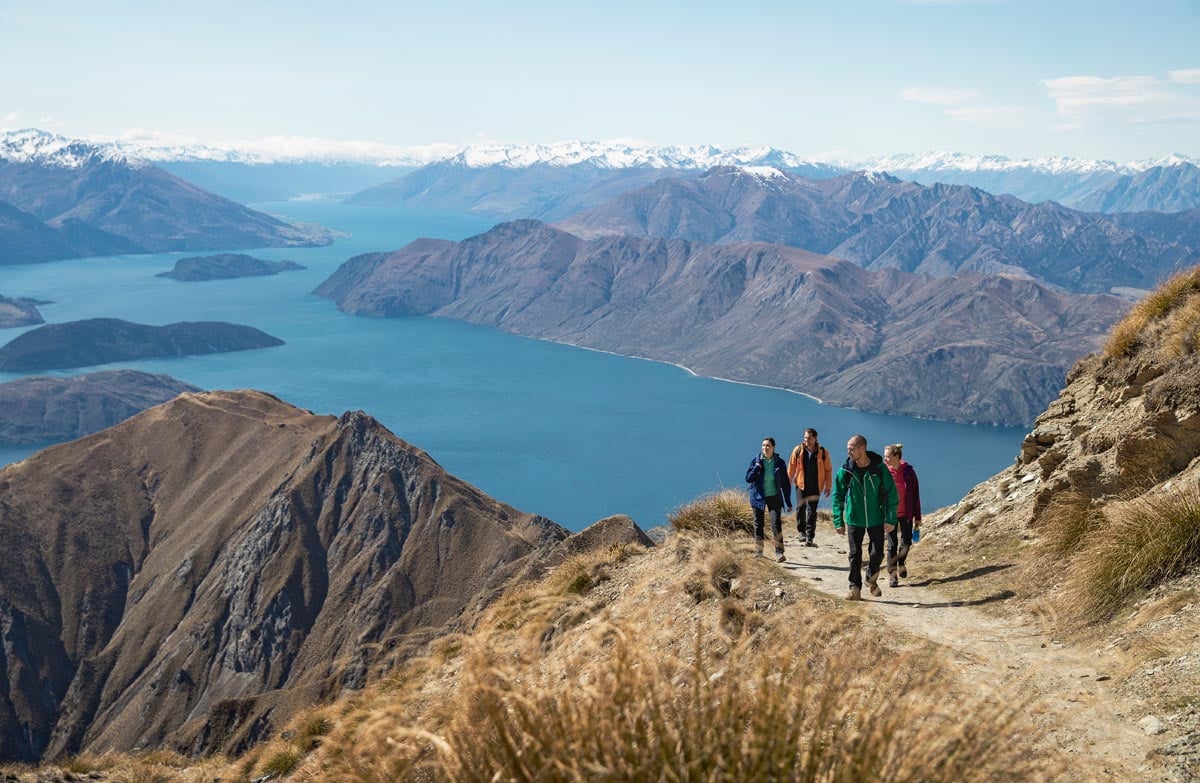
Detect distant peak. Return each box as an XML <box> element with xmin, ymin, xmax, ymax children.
<box><xmin>0</xmin><ymin>127</ymin><xmax>147</xmax><ymax>169</ymax></box>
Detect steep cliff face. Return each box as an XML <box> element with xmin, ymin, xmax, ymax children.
<box><xmin>0</xmin><ymin>390</ymin><xmax>573</xmax><ymax>761</ymax></box>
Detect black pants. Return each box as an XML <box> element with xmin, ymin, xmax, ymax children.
<box><xmin>797</xmin><ymin>495</ymin><xmax>819</xmax><ymax>542</ymax></box>
<box><xmin>754</xmin><ymin>494</ymin><xmax>784</xmax><ymax>554</ymax></box>
<box><xmin>847</xmin><ymin>524</ymin><xmax>884</xmax><ymax>588</ymax></box>
<box><xmin>887</xmin><ymin>515</ymin><xmax>914</xmax><ymax>575</ymax></box>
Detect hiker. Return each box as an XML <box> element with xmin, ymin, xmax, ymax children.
<box><xmin>745</xmin><ymin>436</ymin><xmax>793</xmax><ymax>562</ymax></box>
<box><xmin>884</xmin><ymin>443</ymin><xmax>922</xmax><ymax>588</ymax></box>
<box><xmin>831</xmin><ymin>434</ymin><xmax>898</xmax><ymax>600</ymax></box>
<box><xmin>788</xmin><ymin>428</ymin><xmax>832</xmax><ymax>547</ymax></box>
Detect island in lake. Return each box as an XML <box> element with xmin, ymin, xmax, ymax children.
<box><xmin>0</xmin><ymin>369</ymin><xmax>201</xmax><ymax>443</ymax></box>
<box><xmin>0</xmin><ymin>317</ymin><xmax>285</xmax><ymax>371</ymax></box>
<box><xmin>0</xmin><ymin>295</ymin><xmax>49</xmax><ymax>328</ymax></box>
<box><xmin>156</xmin><ymin>253</ymin><xmax>307</xmax><ymax>281</ymax></box>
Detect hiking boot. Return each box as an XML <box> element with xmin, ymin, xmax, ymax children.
<box><xmin>805</xmin><ymin>539</ymin><xmax>817</xmax><ymax>548</ymax></box>
<box><xmin>867</xmin><ymin>571</ymin><xmax>882</xmax><ymax>597</ymax></box>
<box><xmin>889</xmin><ymin>576</ymin><xmax>899</xmax><ymax>588</ymax></box>
<box><xmin>776</xmin><ymin>552</ymin><xmax>786</xmax><ymax>563</ymax></box>
<box><xmin>846</xmin><ymin>585</ymin><xmax>862</xmax><ymax>601</ymax></box>
<box><xmin>899</xmin><ymin>565</ymin><xmax>908</xmax><ymax>578</ymax></box>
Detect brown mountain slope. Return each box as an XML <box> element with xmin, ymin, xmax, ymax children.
<box><xmin>0</xmin><ymin>390</ymin><xmax>574</xmax><ymax>762</ymax></box>
<box><xmin>556</xmin><ymin>166</ymin><xmax>1200</xmax><ymax>293</ymax></box>
<box><xmin>315</xmin><ymin>220</ymin><xmax>1127</xmax><ymax>425</ymax></box>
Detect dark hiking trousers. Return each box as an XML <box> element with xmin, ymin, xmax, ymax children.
<box><xmin>848</xmin><ymin>524</ymin><xmax>884</xmax><ymax>588</ymax></box>
<box><xmin>887</xmin><ymin>515</ymin><xmax>914</xmax><ymax>575</ymax></box>
<box><xmin>797</xmin><ymin>496</ymin><xmax>819</xmax><ymax>542</ymax></box>
<box><xmin>755</xmin><ymin>493</ymin><xmax>785</xmax><ymax>555</ymax></box>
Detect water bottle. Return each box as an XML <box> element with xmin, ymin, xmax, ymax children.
<box><xmin>911</xmin><ymin>527</ymin><xmax>920</xmax><ymax>544</ymax></box>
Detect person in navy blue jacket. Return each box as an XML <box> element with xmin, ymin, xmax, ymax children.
<box><xmin>746</xmin><ymin>437</ymin><xmax>793</xmax><ymax>562</ymax></box>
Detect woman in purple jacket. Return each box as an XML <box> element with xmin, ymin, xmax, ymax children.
<box><xmin>883</xmin><ymin>443</ymin><xmax>922</xmax><ymax>587</ymax></box>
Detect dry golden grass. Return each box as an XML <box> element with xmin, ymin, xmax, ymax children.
<box><xmin>668</xmin><ymin>489</ymin><xmax>752</xmax><ymax>535</ymax></box>
<box><xmin>304</xmin><ymin>522</ymin><xmax>1061</xmax><ymax>783</ymax></box>
<box><xmin>1064</xmin><ymin>487</ymin><xmax>1200</xmax><ymax>621</ymax></box>
<box><xmin>1105</xmin><ymin>266</ymin><xmax>1200</xmax><ymax>358</ymax></box>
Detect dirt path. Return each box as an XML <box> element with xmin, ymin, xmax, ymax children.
<box><xmin>776</xmin><ymin>532</ymin><xmax>1171</xmax><ymax>782</ymax></box>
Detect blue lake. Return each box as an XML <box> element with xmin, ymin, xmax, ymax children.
<box><xmin>0</xmin><ymin>201</ymin><xmax>1025</xmax><ymax>531</ymax></box>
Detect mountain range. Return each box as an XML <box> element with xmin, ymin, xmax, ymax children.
<box><xmin>347</xmin><ymin>144</ymin><xmax>1200</xmax><ymax>222</ymax></box>
<box><xmin>0</xmin><ymin>130</ymin><xmax>333</xmax><ymax>262</ymax></box>
<box><xmin>314</xmin><ymin>220</ymin><xmax>1127</xmax><ymax>426</ymax></box>
<box><xmin>557</xmin><ymin>166</ymin><xmax>1200</xmax><ymax>294</ymax></box>
<box><xmin>0</xmin><ymin>389</ymin><xmax>649</xmax><ymax>761</ymax></box>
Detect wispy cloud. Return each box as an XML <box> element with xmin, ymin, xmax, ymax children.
<box><xmin>1168</xmin><ymin>68</ymin><xmax>1200</xmax><ymax>85</ymax></box>
<box><xmin>900</xmin><ymin>85</ymin><xmax>1025</xmax><ymax>127</ymax></box>
<box><xmin>900</xmin><ymin>87</ymin><xmax>984</xmax><ymax>104</ymax></box>
<box><xmin>1040</xmin><ymin>74</ymin><xmax>1200</xmax><ymax>124</ymax></box>
<box><xmin>945</xmin><ymin>105</ymin><xmax>1026</xmax><ymax>125</ymax></box>
<box><xmin>1</xmin><ymin>111</ymin><xmax>19</xmax><ymax>127</ymax></box>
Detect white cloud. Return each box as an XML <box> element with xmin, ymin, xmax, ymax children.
<box><xmin>900</xmin><ymin>87</ymin><xmax>984</xmax><ymax>104</ymax></box>
<box><xmin>1168</xmin><ymin>68</ymin><xmax>1200</xmax><ymax>84</ymax></box>
<box><xmin>945</xmin><ymin>105</ymin><xmax>1027</xmax><ymax>126</ymax></box>
<box><xmin>1</xmin><ymin>111</ymin><xmax>19</xmax><ymax>127</ymax></box>
<box><xmin>1040</xmin><ymin>74</ymin><xmax>1200</xmax><ymax>124</ymax></box>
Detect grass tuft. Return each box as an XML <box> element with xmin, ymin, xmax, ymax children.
<box><xmin>1066</xmin><ymin>487</ymin><xmax>1200</xmax><ymax>621</ymax></box>
<box><xmin>1105</xmin><ymin>266</ymin><xmax>1200</xmax><ymax>358</ymax></box>
<box><xmin>669</xmin><ymin>489</ymin><xmax>753</xmax><ymax>535</ymax></box>
<box><xmin>258</xmin><ymin>747</ymin><xmax>302</xmax><ymax>778</ymax></box>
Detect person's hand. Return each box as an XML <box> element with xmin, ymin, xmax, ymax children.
<box><xmin>823</xmin><ymin>488</ymin><xmax>831</xmax><ymax>497</ymax></box>
<box><xmin>785</xmin><ymin>506</ymin><xmax>792</xmax><ymax>513</ymax></box>
<box><xmin>836</xmin><ymin>526</ymin><xmax>845</xmax><ymax>536</ymax></box>
<box><xmin>914</xmin><ymin>518</ymin><xmax>922</xmax><ymax>529</ymax></box>
<box><xmin>885</xmin><ymin>524</ymin><xmax>896</xmax><ymax>534</ymax></box>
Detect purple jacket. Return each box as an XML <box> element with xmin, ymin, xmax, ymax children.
<box><xmin>891</xmin><ymin>461</ymin><xmax>922</xmax><ymax>520</ymax></box>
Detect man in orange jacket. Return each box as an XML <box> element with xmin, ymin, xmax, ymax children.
<box><xmin>788</xmin><ymin>428</ymin><xmax>832</xmax><ymax>547</ymax></box>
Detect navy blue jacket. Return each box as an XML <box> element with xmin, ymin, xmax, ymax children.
<box><xmin>745</xmin><ymin>454</ymin><xmax>793</xmax><ymax>510</ymax></box>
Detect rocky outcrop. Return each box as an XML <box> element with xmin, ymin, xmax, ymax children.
<box><xmin>315</xmin><ymin>220</ymin><xmax>1127</xmax><ymax>426</ymax></box>
<box><xmin>0</xmin><ymin>370</ymin><xmax>199</xmax><ymax>443</ymax></box>
<box><xmin>0</xmin><ymin>318</ymin><xmax>284</xmax><ymax>371</ymax></box>
<box><xmin>156</xmin><ymin>253</ymin><xmax>306</xmax><ymax>281</ymax></box>
<box><xmin>557</xmin><ymin>166</ymin><xmax>1200</xmax><ymax>293</ymax></box>
<box><xmin>0</xmin><ymin>390</ymin><xmax>585</xmax><ymax>761</ymax></box>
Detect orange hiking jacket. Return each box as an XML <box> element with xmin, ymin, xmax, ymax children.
<box><xmin>788</xmin><ymin>443</ymin><xmax>832</xmax><ymax>497</ymax></box>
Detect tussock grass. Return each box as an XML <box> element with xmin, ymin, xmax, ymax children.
<box><xmin>669</xmin><ymin>489</ymin><xmax>751</xmax><ymax>535</ymax></box>
<box><xmin>313</xmin><ymin>523</ymin><xmax>1060</xmax><ymax>783</ymax></box>
<box><xmin>545</xmin><ymin>542</ymin><xmax>647</xmax><ymax>596</ymax></box>
<box><xmin>1036</xmin><ymin>491</ymin><xmax>1096</xmax><ymax>557</ymax></box>
<box><xmin>258</xmin><ymin>747</ymin><xmax>302</xmax><ymax>778</ymax></box>
<box><xmin>1105</xmin><ymin>266</ymin><xmax>1200</xmax><ymax>358</ymax></box>
<box><xmin>329</xmin><ymin>619</ymin><xmax>1056</xmax><ymax>783</ymax></box>
<box><xmin>1066</xmin><ymin>488</ymin><xmax>1200</xmax><ymax>621</ymax></box>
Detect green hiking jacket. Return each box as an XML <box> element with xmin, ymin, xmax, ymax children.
<box><xmin>831</xmin><ymin>450</ymin><xmax>899</xmax><ymax>529</ymax></box>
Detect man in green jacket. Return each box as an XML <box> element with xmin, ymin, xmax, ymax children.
<box><xmin>832</xmin><ymin>434</ymin><xmax>899</xmax><ymax>601</ymax></box>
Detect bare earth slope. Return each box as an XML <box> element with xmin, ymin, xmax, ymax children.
<box><xmin>0</xmin><ymin>390</ymin><xmax>572</xmax><ymax>762</ymax></box>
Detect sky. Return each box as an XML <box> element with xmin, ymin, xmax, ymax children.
<box><xmin>2</xmin><ymin>0</ymin><xmax>1198</xmax><ymax>162</ymax></box>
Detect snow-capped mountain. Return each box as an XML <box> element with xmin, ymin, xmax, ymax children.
<box><xmin>444</xmin><ymin>140</ymin><xmax>840</xmax><ymax>172</ymax></box>
<box><xmin>0</xmin><ymin>129</ymin><xmax>331</xmax><ymax>258</ymax></box>
<box><xmin>830</xmin><ymin>150</ymin><xmax>1197</xmax><ymax>177</ymax></box>
<box><xmin>0</xmin><ymin>129</ymin><xmax>148</xmax><ymax>169</ymax></box>
<box><xmin>108</xmin><ymin>136</ymin><xmax>432</xmax><ymax>167</ymax></box>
